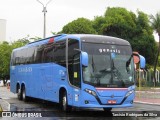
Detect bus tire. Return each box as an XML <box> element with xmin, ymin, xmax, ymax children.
<box><xmin>22</xmin><ymin>86</ymin><xmax>28</xmax><ymax>102</ymax></box>
<box><xmin>60</xmin><ymin>91</ymin><xmax>72</xmax><ymax>112</ymax></box>
<box><xmin>17</xmin><ymin>86</ymin><xmax>22</xmax><ymax>100</ymax></box>
<box><xmin>103</xmin><ymin>108</ymin><xmax>112</xmax><ymax>111</ymax></box>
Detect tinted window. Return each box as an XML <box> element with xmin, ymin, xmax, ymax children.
<box><xmin>11</xmin><ymin>40</ymin><xmax>66</xmax><ymax>66</ymax></box>
<box><xmin>43</xmin><ymin>44</ymin><xmax>54</xmax><ymax>63</ymax></box>
<box><xmin>68</xmin><ymin>39</ymin><xmax>81</xmax><ymax>88</ymax></box>
<box><xmin>26</xmin><ymin>47</ymin><xmax>35</xmax><ymax>64</ymax></box>
<box><xmin>14</xmin><ymin>49</ymin><xmax>27</xmax><ymax>65</ymax></box>
<box><xmin>12</xmin><ymin>47</ymin><xmax>36</xmax><ymax>65</ymax></box>
<box><xmin>11</xmin><ymin>52</ymin><xmax>16</xmax><ymax>66</ymax></box>
<box><xmin>53</xmin><ymin>40</ymin><xmax>66</xmax><ymax>67</ymax></box>
<box><xmin>34</xmin><ymin>45</ymin><xmax>45</xmax><ymax>63</ymax></box>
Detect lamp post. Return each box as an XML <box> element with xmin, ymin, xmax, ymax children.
<box><xmin>37</xmin><ymin>0</ymin><xmax>52</xmax><ymax>38</ymax></box>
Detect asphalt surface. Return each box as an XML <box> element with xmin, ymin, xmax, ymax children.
<box><xmin>0</xmin><ymin>86</ymin><xmax>160</xmax><ymax>120</ymax></box>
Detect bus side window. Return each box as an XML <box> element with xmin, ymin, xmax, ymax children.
<box><xmin>11</xmin><ymin>52</ymin><xmax>15</xmax><ymax>66</ymax></box>
<box><xmin>17</xmin><ymin>48</ymin><xmax>27</xmax><ymax>65</ymax></box>
<box><xmin>34</xmin><ymin>45</ymin><xmax>45</xmax><ymax>63</ymax></box>
<box><xmin>68</xmin><ymin>39</ymin><xmax>81</xmax><ymax>88</ymax></box>
<box><xmin>15</xmin><ymin>57</ymin><xmax>20</xmax><ymax>65</ymax></box>
<box><xmin>26</xmin><ymin>47</ymin><xmax>35</xmax><ymax>64</ymax></box>
<box><xmin>53</xmin><ymin>41</ymin><xmax>66</xmax><ymax>67</ymax></box>
<box><xmin>43</xmin><ymin>45</ymin><xmax>54</xmax><ymax>63</ymax></box>
<box><xmin>15</xmin><ymin>50</ymin><xmax>21</xmax><ymax>65</ymax></box>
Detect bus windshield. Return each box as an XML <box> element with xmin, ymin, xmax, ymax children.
<box><xmin>82</xmin><ymin>42</ymin><xmax>135</xmax><ymax>88</ymax></box>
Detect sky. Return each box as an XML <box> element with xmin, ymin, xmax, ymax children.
<box><xmin>0</xmin><ymin>0</ymin><xmax>160</xmax><ymax>42</ymax></box>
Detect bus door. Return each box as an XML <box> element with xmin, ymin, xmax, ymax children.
<box><xmin>67</xmin><ymin>39</ymin><xmax>81</xmax><ymax>106</ymax></box>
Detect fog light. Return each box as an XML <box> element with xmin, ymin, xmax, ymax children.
<box><xmin>130</xmin><ymin>100</ymin><xmax>133</xmax><ymax>104</ymax></box>
<box><xmin>85</xmin><ymin>100</ymin><xmax>89</xmax><ymax>104</ymax></box>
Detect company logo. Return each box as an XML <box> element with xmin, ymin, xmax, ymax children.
<box><xmin>18</xmin><ymin>67</ymin><xmax>32</xmax><ymax>73</ymax></box>
<box><xmin>111</xmin><ymin>94</ymin><xmax>115</xmax><ymax>98</ymax></box>
<box><xmin>99</xmin><ymin>48</ymin><xmax>120</xmax><ymax>53</ymax></box>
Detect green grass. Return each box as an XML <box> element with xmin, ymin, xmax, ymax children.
<box><xmin>136</xmin><ymin>86</ymin><xmax>160</xmax><ymax>91</ymax></box>
<box><xmin>136</xmin><ymin>87</ymin><xmax>151</xmax><ymax>91</ymax></box>
<box><xmin>0</xmin><ymin>105</ymin><xmax>2</xmax><ymax>111</ymax></box>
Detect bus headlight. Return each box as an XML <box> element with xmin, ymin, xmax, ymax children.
<box><xmin>85</xmin><ymin>89</ymin><xmax>97</xmax><ymax>97</ymax></box>
<box><xmin>125</xmin><ymin>90</ymin><xmax>134</xmax><ymax>97</ymax></box>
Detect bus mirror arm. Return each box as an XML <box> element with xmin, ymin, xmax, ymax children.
<box><xmin>74</xmin><ymin>48</ymin><xmax>82</xmax><ymax>53</ymax></box>
<box><xmin>74</xmin><ymin>48</ymin><xmax>89</xmax><ymax>67</ymax></box>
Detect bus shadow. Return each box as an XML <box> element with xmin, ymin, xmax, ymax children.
<box><xmin>10</xmin><ymin>97</ymin><xmax>138</xmax><ymax>119</ymax></box>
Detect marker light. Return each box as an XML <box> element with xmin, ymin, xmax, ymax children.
<box><xmin>48</xmin><ymin>37</ymin><xmax>54</xmax><ymax>43</ymax></box>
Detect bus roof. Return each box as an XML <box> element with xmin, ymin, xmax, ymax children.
<box><xmin>13</xmin><ymin>34</ymin><xmax>130</xmax><ymax>52</ymax></box>
<box><xmin>74</xmin><ymin>34</ymin><xmax>130</xmax><ymax>45</ymax></box>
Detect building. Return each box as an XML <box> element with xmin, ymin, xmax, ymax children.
<box><xmin>0</xmin><ymin>19</ymin><xmax>6</xmax><ymax>42</ymax></box>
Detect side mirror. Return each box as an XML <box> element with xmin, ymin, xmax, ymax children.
<box><xmin>133</xmin><ymin>52</ymin><xmax>146</xmax><ymax>69</ymax></box>
<box><xmin>139</xmin><ymin>55</ymin><xmax>146</xmax><ymax>69</ymax></box>
<box><xmin>81</xmin><ymin>51</ymin><xmax>88</xmax><ymax>67</ymax></box>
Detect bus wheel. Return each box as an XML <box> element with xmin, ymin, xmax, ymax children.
<box><xmin>61</xmin><ymin>91</ymin><xmax>71</xmax><ymax>112</ymax></box>
<box><xmin>22</xmin><ymin>86</ymin><xmax>28</xmax><ymax>102</ymax></box>
<box><xmin>103</xmin><ymin>108</ymin><xmax>112</xmax><ymax>111</ymax></box>
<box><xmin>17</xmin><ymin>87</ymin><xmax>22</xmax><ymax>100</ymax></box>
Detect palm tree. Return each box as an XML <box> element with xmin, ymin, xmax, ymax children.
<box><xmin>150</xmin><ymin>12</ymin><xmax>160</xmax><ymax>87</ymax></box>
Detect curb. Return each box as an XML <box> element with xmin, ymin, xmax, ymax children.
<box><xmin>0</xmin><ymin>99</ymin><xmax>10</xmax><ymax>111</ymax></box>
<box><xmin>0</xmin><ymin>105</ymin><xmax>2</xmax><ymax>111</ymax></box>
<box><xmin>136</xmin><ymin>91</ymin><xmax>160</xmax><ymax>94</ymax></box>
<box><xmin>0</xmin><ymin>98</ymin><xmax>2</xmax><ymax>111</ymax></box>
<box><xmin>134</xmin><ymin>101</ymin><xmax>160</xmax><ymax>106</ymax></box>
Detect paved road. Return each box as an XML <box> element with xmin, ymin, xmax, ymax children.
<box><xmin>0</xmin><ymin>87</ymin><xmax>160</xmax><ymax>120</ymax></box>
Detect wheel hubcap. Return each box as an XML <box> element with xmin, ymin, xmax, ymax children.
<box><xmin>62</xmin><ymin>95</ymin><xmax>66</xmax><ymax>110</ymax></box>
<box><xmin>18</xmin><ymin>88</ymin><xmax>20</xmax><ymax>97</ymax></box>
<box><xmin>23</xmin><ymin>90</ymin><xmax>25</xmax><ymax>99</ymax></box>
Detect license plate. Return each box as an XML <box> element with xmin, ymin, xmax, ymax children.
<box><xmin>108</xmin><ymin>100</ymin><xmax>117</xmax><ymax>104</ymax></box>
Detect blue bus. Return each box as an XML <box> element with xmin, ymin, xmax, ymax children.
<box><xmin>10</xmin><ymin>34</ymin><xmax>145</xmax><ymax>111</ymax></box>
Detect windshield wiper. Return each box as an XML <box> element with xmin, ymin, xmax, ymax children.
<box><xmin>91</xmin><ymin>55</ymin><xmax>100</xmax><ymax>85</ymax></box>
<box><xmin>109</xmin><ymin>55</ymin><xmax>122</xmax><ymax>83</ymax></box>
<box><xmin>91</xmin><ymin>55</ymin><xmax>96</xmax><ymax>72</ymax></box>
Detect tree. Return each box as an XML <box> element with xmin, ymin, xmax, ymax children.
<box><xmin>93</xmin><ymin>16</ymin><xmax>106</xmax><ymax>34</ymax></box>
<box><xmin>0</xmin><ymin>42</ymin><xmax>12</xmax><ymax>85</ymax></box>
<box><xmin>0</xmin><ymin>38</ymin><xmax>30</xmax><ymax>85</ymax></box>
<box><xmin>93</xmin><ymin>7</ymin><xmax>156</xmax><ymax>65</ymax></box>
<box><xmin>131</xmin><ymin>11</ymin><xmax>156</xmax><ymax>65</ymax></box>
<box><xmin>30</xmin><ymin>36</ymin><xmax>42</xmax><ymax>42</ymax></box>
<box><xmin>150</xmin><ymin>12</ymin><xmax>160</xmax><ymax>87</ymax></box>
<box><xmin>93</xmin><ymin>7</ymin><xmax>136</xmax><ymax>40</ymax></box>
<box><xmin>61</xmin><ymin>18</ymin><xmax>96</xmax><ymax>34</ymax></box>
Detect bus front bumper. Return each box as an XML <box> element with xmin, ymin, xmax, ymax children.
<box><xmin>77</xmin><ymin>91</ymin><xmax>135</xmax><ymax>108</ymax></box>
